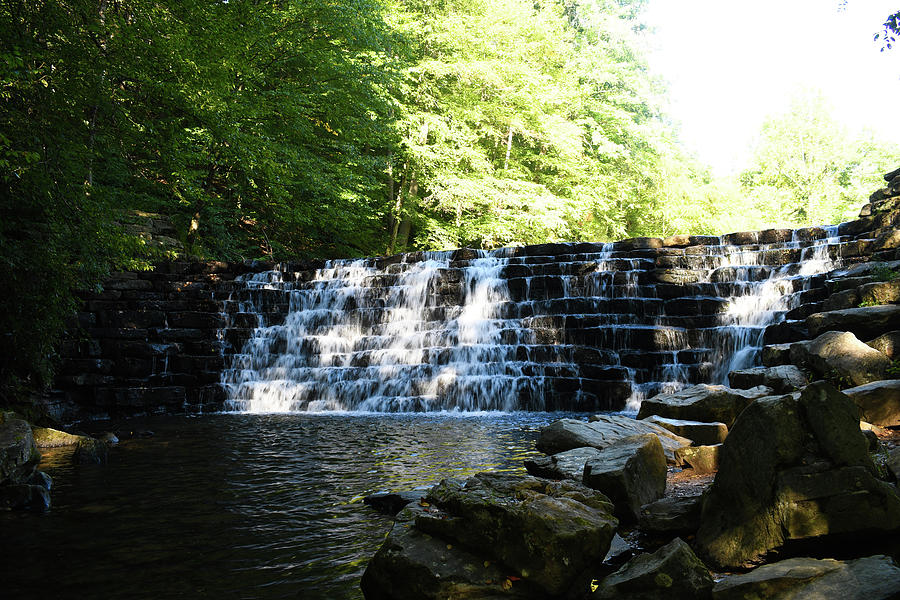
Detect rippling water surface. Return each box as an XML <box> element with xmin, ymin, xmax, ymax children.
<box><xmin>3</xmin><ymin>412</ymin><xmax>568</xmax><ymax>599</ymax></box>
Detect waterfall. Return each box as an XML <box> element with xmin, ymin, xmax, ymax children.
<box><xmin>221</xmin><ymin>227</ymin><xmax>845</xmax><ymax>413</ymax></box>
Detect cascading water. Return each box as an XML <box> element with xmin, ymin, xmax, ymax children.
<box><xmin>222</xmin><ymin>226</ymin><xmax>845</xmax><ymax>413</ymax></box>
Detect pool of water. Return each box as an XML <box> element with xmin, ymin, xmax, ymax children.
<box><xmin>2</xmin><ymin>412</ymin><xmax>570</xmax><ymax>599</ymax></box>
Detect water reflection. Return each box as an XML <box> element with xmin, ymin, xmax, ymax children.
<box><xmin>2</xmin><ymin>412</ymin><xmax>561</xmax><ymax>600</ymax></box>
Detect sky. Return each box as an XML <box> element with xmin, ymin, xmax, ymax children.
<box><xmin>643</xmin><ymin>0</ymin><xmax>900</xmax><ymax>175</ymax></box>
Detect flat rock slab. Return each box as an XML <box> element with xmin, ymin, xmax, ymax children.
<box><xmin>537</xmin><ymin>416</ymin><xmax>691</xmax><ymax>464</ymax></box>
<box><xmin>790</xmin><ymin>330</ymin><xmax>890</xmax><ymax>387</ymax></box>
<box><xmin>636</xmin><ymin>384</ymin><xmax>773</xmax><ymax>428</ymax></box>
<box><xmin>594</xmin><ymin>538</ymin><xmax>714</xmax><ymax>600</ymax></box>
<box><xmin>582</xmin><ymin>434</ymin><xmax>667</xmax><ymax>522</ymax></box>
<box><xmin>806</xmin><ymin>304</ymin><xmax>900</xmax><ymax>340</ymax></box>
<box><xmin>728</xmin><ymin>365</ymin><xmax>808</xmax><ymax>394</ymax></box>
<box><xmin>841</xmin><ymin>379</ymin><xmax>900</xmax><ymax>427</ymax></box>
<box><xmin>524</xmin><ymin>447</ymin><xmax>602</xmax><ymax>481</ymax></box>
<box><xmin>641</xmin><ymin>415</ymin><xmax>728</xmax><ymax>446</ymax></box>
<box><xmin>638</xmin><ymin>495</ymin><xmax>702</xmax><ymax>535</ymax></box>
<box><xmin>711</xmin><ymin>555</ymin><xmax>900</xmax><ymax>600</ymax></box>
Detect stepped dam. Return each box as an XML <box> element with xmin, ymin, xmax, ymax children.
<box><xmin>49</xmin><ymin>209</ymin><xmax>900</xmax><ymax>418</ymax></box>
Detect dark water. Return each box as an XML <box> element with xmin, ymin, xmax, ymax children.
<box><xmin>2</xmin><ymin>412</ymin><xmax>565</xmax><ymax>600</ymax></box>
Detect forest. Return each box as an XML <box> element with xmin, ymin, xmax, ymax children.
<box><xmin>1</xmin><ymin>0</ymin><xmax>899</xmax><ymax>392</ymax></box>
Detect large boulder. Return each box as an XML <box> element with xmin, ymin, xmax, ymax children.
<box><xmin>728</xmin><ymin>365</ymin><xmax>808</xmax><ymax>394</ymax></box>
<box><xmin>592</xmin><ymin>538</ymin><xmax>714</xmax><ymax>600</ymax></box>
<box><xmin>536</xmin><ymin>417</ymin><xmax>691</xmax><ymax>464</ymax></box>
<box><xmin>865</xmin><ymin>330</ymin><xmax>900</xmax><ymax>358</ymax></box>
<box><xmin>524</xmin><ymin>447</ymin><xmax>602</xmax><ymax>481</ymax></box>
<box><xmin>415</xmin><ymin>472</ymin><xmax>618</xmax><ymax>596</ymax></box>
<box><xmin>696</xmin><ymin>382</ymin><xmax>900</xmax><ymax>569</ymax></box>
<box><xmin>360</xmin><ymin>503</ymin><xmax>541</xmax><ymax>600</ymax></box>
<box><xmin>841</xmin><ymin>379</ymin><xmax>900</xmax><ymax>427</ymax></box>
<box><xmin>640</xmin><ymin>416</ymin><xmax>728</xmax><ymax>446</ymax></box>
<box><xmin>711</xmin><ymin>555</ymin><xmax>900</xmax><ymax>600</ymax></box>
<box><xmin>0</xmin><ymin>412</ymin><xmax>40</xmax><ymax>485</ymax></box>
<box><xmin>806</xmin><ymin>304</ymin><xmax>900</xmax><ymax>340</ymax></box>
<box><xmin>636</xmin><ymin>384</ymin><xmax>773</xmax><ymax>428</ymax></box>
<box><xmin>582</xmin><ymin>434</ymin><xmax>667</xmax><ymax>522</ymax></box>
<box><xmin>790</xmin><ymin>331</ymin><xmax>890</xmax><ymax>387</ymax></box>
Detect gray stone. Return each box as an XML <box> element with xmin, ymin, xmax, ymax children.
<box><xmin>0</xmin><ymin>412</ymin><xmax>40</xmax><ymax>485</ymax></box>
<box><xmin>417</xmin><ymin>472</ymin><xmax>618</xmax><ymax>595</ymax></box>
<box><xmin>728</xmin><ymin>365</ymin><xmax>809</xmax><ymax>394</ymax></box>
<box><xmin>641</xmin><ymin>415</ymin><xmax>728</xmax><ymax>446</ymax></box>
<box><xmin>594</xmin><ymin>538</ymin><xmax>714</xmax><ymax>600</ymax></box>
<box><xmin>636</xmin><ymin>384</ymin><xmax>773</xmax><ymax>428</ymax></box>
<box><xmin>790</xmin><ymin>330</ymin><xmax>890</xmax><ymax>387</ymax></box>
<box><xmin>866</xmin><ymin>330</ymin><xmax>900</xmax><ymax>358</ymax></box>
<box><xmin>537</xmin><ymin>417</ymin><xmax>691</xmax><ymax>464</ymax></box>
<box><xmin>841</xmin><ymin>379</ymin><xmax>900</xmax><ymax>427</ymax></box>
<box><xmin>821</xmin><ymin>288</ymin><xmax>860</xmax><ymax>311</ymax></box>
<box><xmin>888</xmin><ymin>446</ymin><xmax>900</xmax><ymax>482</ymax></box>
<box><xmin>582</xmin><ymin>434</ymin><xmax>667</xmax><ymax>522</ymax></box>
<box><xmin>363</xmin><ymin>491</ymin><xmax>424</xmax><ymax>516</ymax></box>
<box><xmin>761</xmin><ymin>343</ymin><xmax>792</xmax><ymax>367</ymax></box>
<box><xmin>524</xmin><ymin>447</ymin><xmax>602</xmax><ymax>481</ymax></box>
<box><xmin>711</xmin><ymin>555</ymin><xmax>900</xmax><ymax>600</ymax></box>
<box><xmin>806</xmin><ymin>304</ymin><xmax>900</xmax><ymax>340</ymax></box>
<box><xmin>638</xmin><ymin>496</ymin><xmax>702</xmax><ymax>535</ymax></box>
<box><xmin>858</xmin><ymin>280</ymin><xmax>900</xmax><ymax>305</ymax></box>
<box><xmin>674</xmin><ymin>444</ymin><xmax>720</xmax><ymax>474</ymax></box>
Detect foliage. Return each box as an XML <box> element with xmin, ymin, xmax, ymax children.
<box><xmin>875</xmin><ymin>10</ymin><xmax>900</xmax><ymax>50</ymax></box>
<box><xmin>870</xmin><ymin>263</ymin><xmax>900</xmax><ymax>282</ymax></box>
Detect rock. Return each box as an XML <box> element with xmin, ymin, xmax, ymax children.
<box><xmin>604</xmin><ymin>533</ymin><xmax>635</xmax><ymax>565</ymax></box>
<box><xmin>99</xmin><ymin>431</ymin><xmax>119</xmax><ymax>444</ymax></box>
<box><xmin>862</xmin><ymin>429</ymin><xmax>880</xmax><ymax>451</ymax></box>
<box><xmin>593</xmin><ymin>538</ymin><xmax>714</xmax><ymax>600</ymax></box>
<box><xmin>0</xmin><ymin>412</ymin><xmax>40</xmax><ymax>485</ymax></box>
<box><xmin>537</xmin><ymin>417</ymin><xmax>691</xmax><ymax>464</ymax></box>
<box><xmin>417</xmin><ymin>472</ymin><xmax>618</xmax><ymax>595</ymax></box>
<box><xmin>790</xmin><ymin>330</ymin><xmax>890</xmax><ymax>387</ymax></box>
<box><xmin>0</xmin><ymin>484</ymin><xmax>51</xmax><ymax>512</ymax></box>
<box><xmin>31</xmin><ymin>427</ymin><xmax>88</xmax><ymax>448</ymax></box>
<box><xmin>728</xmin><ymin>365</ymin><xmax>808</xmax><ymax>394</ymax></box>
<box><xmin>761</xmin><ymin>343</ymin><xmax>792</xmax><ymax>367</ymax></box>
<box><xmin>72</xmin><ymin>437</ymin><xmax>109</xmax><ymax>465</ymax></box>
<box><xmin>638</xmin><ymin>496</ymin><xmax>702</xmax><ymax>535</ymax></box>
<box><xmin>866</xmin><ymin>330</ymin><xmax>900</xmax><ymax>358</ymax></box>
<box><xmin>636</xmin><ymin>384</ymin><xmax>773</xmax><ymax>428</ymax></box>
<box><xmin>360</xmin><ymin>504</ymin><xmax>541</xmax><ymax>600</ymax></box>
<box><xmin>821</xmin><ymin>288</ymin><xmax>860</xmax><ymax>311</ymax></box>
<box><xmin>696</xmin><ymin>382</ymin><xmax>900</xmax><ymax>569</ymax></box>
<box><xmin>582</xmin><ymin>434</ymin><xmax>667</xmax><ymax>522</ymax></box>
<box><xmin>363</xmin><ymin>491</ymin><xmax>424</xmax><ymax>516</ymax></box>
<box><xmin>858</xmin><ymin>280</ymin><xmax>900</xmax><ymax>305</ymax></box>
<box><xmin>524</xmin><ymin>447</ymin><xmax>602</xmax><ymax>481</ymax></box>
<box><xmin>872</xmin><ymin>229</ymin><xmax>900</xmax><ymax>252</ymax></box>
<box><xmin>888</xmin><ymin>446</ymin><xmax>900</xmax><ymax>482</ymax></box>
<box><xmin>26</xmin><ymin>470</ymin><xmax>52</xmax><ymax>491</ymax></box>
<box><xmin>640</xmin><ymin>416</ymin><xmax>728</xmax><ymax>446</ymax></box>
<box><xmin>711</xmin><ymin>555</ymin><xmax>900</xmax><ymax>600</ymax></box>
<box><xmin>806</xmin><ymin>304</ymin><xmax>900</xmax><ymax>340</ymax></box>
<box><xmin>674</xmin><ymin>445</ymin><xmax>720</xmax><ymax>474</ymax></box>
<box><xmin>841</xmin><ymin>379</ymin><xmax>900</xmax><ymax>427</ymax></box>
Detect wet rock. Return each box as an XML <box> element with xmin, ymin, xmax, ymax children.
<box><xmin>524</xmin><ymin>446</ymin><xmax>602</xmax><ymax>481</ymax></box>
<box><xmin>696</xmin><ymin>382</ymin><xmax>900</xmax><ymax>569</ymax></box>
<box><xmin>806</xmin><ymin>304</ymin><xmax>900</xmax><ymax>340</ymax></box>
<box><xmin>711</xmin><ymin>555</ymin><xmax>900</xmax><ymax>600</ymax></box>
<box><xmin>27</xmin><ymin>470</ymin><xmax>52</xmax><ymax>491</ymax></box>
<box><xmin>537</xmin><ymin>417</ymin><xmax>691</xmax><ymax>464</ymax></box>
<box><xmin>638</xmin><ymin>495</ymin><xmax>702</xmax><ymax>535</ymax></box>
<box><xmin>865</xmin><ymin>330</ymin><xmax>900</xmax><ymax>358</ymax></box>
<box><xmin>0</xmin><ymin>412</ymin><xmax>40</xmax><ymax>484</ymax></box>
<box><xmin>761</xmin><ymin>343</ymin><xmax>792</xmax><ymax>367</ymax></box>
<box><xmin>415</xmin><ymin>472</ymin><xmax>618</xmax><ymax>595</ymax></box>
<box><xmin>674</xmin><ymin>445</ymin><xmax>720</xmax><ymax>474</ymax></box>
<box><xmin>640</xmin><ymin>416</ymin><xmax>728</xmax><ymax>446</ymax></box>
<box><xmin>31</xmin><ymin>427</ymin><xmax>87</xmax><ymax>448</ymax></box>
<box><xmin>360</xmin><ymin>504</ymin><xmax>541</xmax><ymax>600</ymax></box>
<box><xmin>363</xmin><ymin>491</ymin><xmax>424</xmax><ymax>516</ymax></box>
<box><xmin>728</xmin><ymin>365</ymin><xmax>808</xmax><ymax>394</ymax></box>
<box><xmin>592</xmin><ymin>538</ymin><xmax>714</xmax><ymax>600</ymax></box>
<box><xmin>0</xmin><ymin>483</ymin><xmax>51</xmax><ymax>512</ymax></box>
<box><xmin>637</xmin><ymin>384</ymin><xmax>773</xmax><ymax>428</ymax></box>
<box><xmin>790</xmin><ymin>330</ymin><xmax>890</xmax><ymax>387</ymax></box>
<box><xmin>72</xmin><ymin>437</ymin><xmax>109</xmax><ymax>465</ymax></box>
<box><xmin>841</xmin><ymin>379</ymin><xmax>900</xmax><ymax>427</ymax></box>
<box><xmin>582</xmin><ymin>434</ymin><xmax>667</xmax><ymax>522</ymax></box>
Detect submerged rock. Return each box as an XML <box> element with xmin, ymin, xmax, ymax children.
<box><xmin>711</xmin><ymin>555</ymin><xmax>900</xmax><ymax>600</ymax></box>
<box><xmin>790</xmin><ymin>330</ymin><xmax>890</xmax><ymax>387</ymax></box>
<box><xmin>582</xmin><ymin>434</ymin><xmax>667</xmax><ymax>522</ymax></box>
<box><xmin>536</xmin><ymin>416</ymin><xmax>691</xmax><ymax>464</ymax></box>
<box><xmin>73</xmin><ymin>437</ymin><xmax>109</xmax><ymax>465</ymax></box>
<box><xmin>696</xmin><ymin>382</ymin><xmax>900</xmax><ymax>569</ymax></box>
<box><xmin>592</xmin><ymin>537</ymin><xmax>714</xmax><ymax>600</ymax></box>
<box><xmin>636</xmin><ymin>384</ymin><xmax>773</xmax><ymax>428</ymax></box>
<box><xmin>841</xmin><ymin>379</ymin><xmax>900</xmax><ymax>427</ymax></box>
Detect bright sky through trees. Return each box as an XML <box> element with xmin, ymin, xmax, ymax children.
<box><xmin>645</xmin><ymin>0</ymin><xmax>900</xmax><ymax>175</ymax></box>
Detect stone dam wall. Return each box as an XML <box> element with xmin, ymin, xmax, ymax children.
<box><xmin>48</xmin><ymin>172</ymin><xmax>900</xmax><ymax>419</ymax></box>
